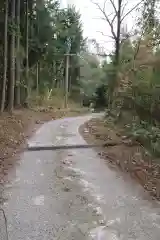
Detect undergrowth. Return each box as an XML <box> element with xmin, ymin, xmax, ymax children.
<box><xmin>125</xmin><ymin>120</ymin><xmax>160</xmax><ymax>157</ymax></box>
<box><xmin>105</xmin><ymin>108</ymin><xmax>160</xmax><ymax>158</ymax></box>
<box><xmin>27</xmin><ymin>88</ymin><xmax>82</xmax><ymax>110</ymax></box>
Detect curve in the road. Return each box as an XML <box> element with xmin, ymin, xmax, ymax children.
<box><xmin>1</xmin><ymin>115</ymin><xmax>160</xmax><ymax>240</ymax></box>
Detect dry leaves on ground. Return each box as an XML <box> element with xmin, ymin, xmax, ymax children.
<box><xmin>0</xmin><ymin>108</ymin><xmax>84</xmax><ymax>183</ymax></box>
<box><xmin>81</xmin><ymin>118</ymin><xmax>160</xmax><ymax>200</ymax></box>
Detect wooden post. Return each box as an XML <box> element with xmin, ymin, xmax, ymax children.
<box><xmin>36</xmin><ymin>62</ymin><xmax>39</xmax><ymax>96</ymax></box>
<box><xmin>64</xmin><ymin>54</ymin><xmax>69</xmax><ymax>108</ymax></box>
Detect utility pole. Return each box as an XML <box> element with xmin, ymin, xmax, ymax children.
<box><xmin>64</xmin><ymin>54</ymin><xmax>69</xmax><ymax>108</ymax></box>
<box><xmin>36</xmin><ymin>61</ymin><xmax>39</xmax><ymax>96</ymax></box>
<box><xmin>64</xmin><ymin>37</ymin><xmax>71</xmax><ymax>108</ymax></box>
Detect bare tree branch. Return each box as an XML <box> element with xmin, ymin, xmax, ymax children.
<box><xmin>103</xmin><ymin>0</ymin><xmax>117</xmax><ymax>25</ymax></box>
<box><xmin>109</xmin><ymin>0</ymin><xmax>118</xmax><ymax>14</ymax></box>
<box><xmin>103</xmin><ymin>0</ymin><xmax>117</xmax><ymax>14</ymax></box>
<box><xmin>103</xmin><ymin>0</ymin><xmax>107</xmax><ymax>11</ymax></box>
<box><xmin>97</xmin><ymin>31</ymin><xmax>115</xmax><ymax>40</ymax></box>
<box><xmin>121</xmin><ymin>0</ymin><xmax>144</xmax><ymax>23</ymax></box>
<box><xmin>91</xmin><ymin>0</ymin><xmax>145</xmax><ymax>70</ymax></box>
<box><xmin>91</xmin><ymin>0</ymin><xmax>117</xmax><ymax>40</ymax></box>
<box><xmin>121</xmin><ymin>2</ymin><xmax>128</xmax><ymax>17</ymax></box>
<box><xmin>111</xmin><ymin>13</ymin><xmax>117</xmax><ymax>25</ymax></box>
<box><xmin>93</xmin><ymin>12</ymin><xmax>113</xmax><ymax>21</ymax></box>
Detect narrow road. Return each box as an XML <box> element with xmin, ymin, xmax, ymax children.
<box><xmin>1</xmin><ymin>115</ymin><xmax>160</xmax><ymax>239</ymax></box>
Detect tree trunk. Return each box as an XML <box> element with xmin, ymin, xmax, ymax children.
<box><xmin>1</xmin><ymin>0</ymin><xmax>8</xmax><ymax>113</ymax></box>
<box><xmin>110</xmin><ymin>0</ymin><xmax>122</xmax><ymax>107</ymax></box>
<box><xmin>36</xmin><ymin>62</ymin><xmax>39</xmax><ymax>96</ymax></box>
<box><xmin>114</xmin><ymin>0</ymin><xmax>122</xmax><ymax>68</ymax></box>
<box><xmin>35</xmin><ymin>0</ymin><xmax>43</xmax><ymax>96</ymax></box>
<box><xmin>25</xmin><ymin>0</ymin><xmax>29</xmax><ymax>100</ymax></box>
<box><xmin>15</xmin><ymin>0</ymin><xmax>21</xmax><ymax>107</ymax></box>
<box><xmin>8</xmin><ymin>0</ymin><xmax>16</xmax><ymax>112</ymax></box>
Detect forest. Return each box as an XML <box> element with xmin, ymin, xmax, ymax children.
<box><xmin>0</xmin><ymin>0</ymin><xmax>86</xmax><ymax>112</ymax></box>
<box><xmin>77</xmin><ymin>0</ymin><xmax>160</xmax><ymax>157</ymax></box>
<box><xmin>1</xmin><ymin>0</ymin><xmax>160</xmax><ymax>157</ymax></box>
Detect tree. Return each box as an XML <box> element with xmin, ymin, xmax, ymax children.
<box><xmin>15</xmin><ymin>0</ymin><xmax>21</xmax><ymax>106</ymax></box>
<box><xmin>25</xmin><ymin>0</ymin><xmax>29</xmax><ymax>99</ymax></box>
<box><xmin>1</xmin><ymin>0</ymin><xmax>8</xmax><ymax>112</ymax></box>
<box><xmin>8</xmin><ymin>0</ymin><xmax>16</xmax><ymax>112</ymax></box>
<box><xmin>0</xmin><ymin>0</ymin><xmax>85</xmax><ymax>112</ymax></box>
<box><xmin>91</xmin><ymin>0</ymin><xmax>144</xmax><ymax>103</ymax></box>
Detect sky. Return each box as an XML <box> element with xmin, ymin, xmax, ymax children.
<box><xmin>60</xmin><ymin>0</ymin><xmax>141</xmax><ymax>54</ymax></box>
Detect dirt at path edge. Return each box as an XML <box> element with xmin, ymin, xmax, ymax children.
<box><xmin>80</xmin><ymin>117</ymin><xmax>160</xmax><ymax>201</ymax></box>
<box><xmin>0</xmin><ymin>108</ymin><xmax>86</xmax><ymax>185</ymax></box>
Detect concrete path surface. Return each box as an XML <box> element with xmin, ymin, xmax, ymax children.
<box><xmin>1</xmin><ymin>115</ymin><xmax>160</xmax><ymax>240</ymax></box>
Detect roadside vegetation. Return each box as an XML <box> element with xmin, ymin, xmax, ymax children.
<box><xmin>0</xmin><ymin>0</ymin><xmax>89</xmax><ymax>175</ymax></box>
<box><xmin>83</xmin><ymin>0</ymin><xmax>160</xmax><ymax>159</ymax></box>
<box><xmin>1</xmin><ymin>0</ymin><xmax>160</xmax><ymax>198</ymax></box>
<box><xmin>81</xmin><ymin>0</ymin><xmax>160</xmax><ymax>199</ymax></box>
<box><xmin>0</xmin><ymin>0</ymin><xmax>87</xmax><ymax>111</ymax></box>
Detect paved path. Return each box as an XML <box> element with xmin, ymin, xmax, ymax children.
<box><xmin>1</xmin><ymin>115</ymin><xmax>160</xmax><ymax>239</ymax></box>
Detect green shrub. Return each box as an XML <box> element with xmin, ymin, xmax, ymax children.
<box><xmin>126</xmin><ymin>120</ymin><xmax>160</xmax><ymax>157</ymax></box>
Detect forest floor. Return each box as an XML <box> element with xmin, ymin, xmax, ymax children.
<box><xmin>0</xmin><ymin>106</ymin><xmax>87</xmax><ymax>185</ymax></box>
<box><xmin>80</xmin><ymin>117</ymin><xmax>160</xmax><ymax>201</ymax></box>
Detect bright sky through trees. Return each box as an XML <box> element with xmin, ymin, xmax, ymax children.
<box><xmin>62</xmin><ymin>0</ymin><xmax>141</xmax><ymax>53</ymax></box>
